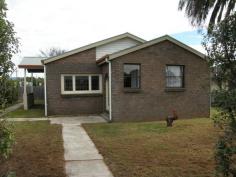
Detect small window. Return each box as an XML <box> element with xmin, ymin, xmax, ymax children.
<box><xmin>166</xmin><ymin>65</ymin><xmax>184</xmax><ymax>88</ymax></box>
<box><xmin>91</xmin><ymin>76</ymin><xmax>99</xmax><ymax>90</ymax></box>
<box><xmin>64</xmin><ymin>76</ymin><xmax>73</xmax><ymax>91</ymax></box>
<box><xmin>76</xmin><ymin>76</ymin><xmax>89</xmax><ymax>91</ymax></box>
<box><xmin>124</xmin><ymin>64</ymin><xmax>140</xmax><ymax>89</ymax></box>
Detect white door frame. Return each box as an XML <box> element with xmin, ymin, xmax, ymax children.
<box><xmin>105</xmin><ymin>77</ymin><xmax>109</xmax><ymax>111</ymax></box>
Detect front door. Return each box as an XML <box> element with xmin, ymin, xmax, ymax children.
<box><xmin>105</xmin><ymin>78</ymin><xmax>109</xmax><ymax>111</ymax></box>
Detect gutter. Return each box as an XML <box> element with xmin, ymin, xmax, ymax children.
<box><xmin>105</xmin><ymin>57</ymin><xmax>112</xmax><ymax>122</ymax></box>
<box><xmin>44</xmin><ymin>65</ymin><xmax>48</xmax><ymax>117</ymax></box>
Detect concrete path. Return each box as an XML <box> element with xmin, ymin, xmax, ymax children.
<box><xmin>51</xmin><ymin>116</ymin><xmax>114</xmax><ymax>177</ymax></box>
<box><xmin>6</xmin><ymin>117</ymin><xmax>48</xmax><ymax>121</ymax></box>
<box><xmin>50</xmin><ymin>116</ymin><xmax>106</xmax><ymax>125</ymax></box>
<box><xmin>0</xmin><ymin>102</ymin><xmax>23</xmax><ymax>117</ymax></box>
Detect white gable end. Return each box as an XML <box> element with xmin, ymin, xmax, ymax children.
<box><xmin>96</xmin><ymin>37</ymin><xmax>141</xmax><ymax>60</ymax></box>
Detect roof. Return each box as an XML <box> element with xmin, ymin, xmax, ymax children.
<box><xmin>107</xmin><ymin>35</ymin><xmax>205</xmax><ymax>61</ymax></box>
<box><xmin>19</xmin><ymin>57</ymin><xmax>47</xmax><ymax>68</ymax></box>
<box><xmin>96</xmin><ymin>35</ymin><xmax>206</xmax><ymax>65</ymax></box>
<box><xmin>18</xmin><ymin>57</ymin><xmax>46</xmax><ymax>73</ymax></box>
<box><xmin>42</xmin><ymin>32</ymin><xmax>146</xmax><ymax>64</ymax></box>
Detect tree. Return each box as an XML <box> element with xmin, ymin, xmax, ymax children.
<box><xmin>178</xmin><ymin>0</ymin><xmax>236</xmax><ymax>27</ymax></box>
<box><xmin>0</xmin><ymin>0</ymin><xmax>19</xmax><ymax>109</ymax></box>
<box><xmin>211</xmin><ymin>66</ymin><xmax>226</xmax><ymax>90</ymax></box>
<box><xmin>203</xmin><ymin>13</ymin><xmax>236</xmax><ymax>90</ymax></box>
<box><xmin>203</xmin><ymin>13</ymin><xmax>236</xmax><ymax>176</ymax></box>
<box><xmin>0</xmin><ymin>0</ymin><xmax>17</xmax><ymax>161</ymax></box>
<box><xmin>39</xmin><ymin>47</ymin><xmax>66</xmax><ymax>57</ymax></box>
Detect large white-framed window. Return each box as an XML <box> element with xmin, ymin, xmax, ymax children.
<box><xmin>61</xmin><ymin>74</ymin><xmax>102</xmax><ymax>94</ymax></box>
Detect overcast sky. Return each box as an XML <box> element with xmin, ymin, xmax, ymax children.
<box><xmin>6</xmin><ymin>0</ymin><xmax>205</xmax><ymax>77</ymax></box>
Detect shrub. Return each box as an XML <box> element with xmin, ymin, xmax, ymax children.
<box><xmin>213</xmin><ymin>90</ymin><xmax>236</xmax><ymax>176</ymax></box>
<box><xmin>0</xmin><ymin>119</ymin><xmax>14</xmax><ymax>160</ymax></box>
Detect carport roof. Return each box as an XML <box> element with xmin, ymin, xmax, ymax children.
<box><xmin>18</xmin><ymin>57</ymin><xmax>47</xmax><ymax>73</ymax></box>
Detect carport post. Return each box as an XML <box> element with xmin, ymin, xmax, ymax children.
<box><xmin>30</xmin><ymin>73</ymin><xmax>33</xmax><ymax>93</ymax></box>
<box><xmin>23</xmin><ymin>68</ymin><xmax>28</xmax><ymax>110</ymax></box>
<box><xmin>44</xmin><ymin>65</ymin><xmax>47</xmax><ymax>117</ymax></box>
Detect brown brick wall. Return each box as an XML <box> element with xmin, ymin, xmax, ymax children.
<box><xmin>46</xmin><ymin>48</ymin><xmax>103</xmax><ymax>115</ymax></box>
<box><xmin>111</xmin><ymin>40</ymin><xmax>210</xmax><ymax>122</ymax></box>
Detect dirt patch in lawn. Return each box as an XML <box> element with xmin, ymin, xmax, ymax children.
<box><xmin>83</xmin><ymin>118</ymin><xmax>219</xmax><ymax>177</ymax></box>
<box><xmin>0</xmin><ymin>121</ymin><xmax>66</xmax><ymax>177</ymax></box>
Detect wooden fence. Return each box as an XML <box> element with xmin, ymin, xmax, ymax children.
<box><xmin>18</xmin><ymin>86</ymin><xmax>44</xmax><ymax>100</ymax></box>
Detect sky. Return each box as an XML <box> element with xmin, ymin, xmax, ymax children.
<box><xmin>6</xmin><ymin>0</ymin><xmax>206</xmax><ymax>77</ymax></box>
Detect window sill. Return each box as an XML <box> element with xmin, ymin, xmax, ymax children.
<box><xmin>165</xmin><ymin>88</ymin><xmax>185</xmax><ymax>92</ymax></box>
<box><xmin>123</xmin><ymin>88</ymin><xmax>142</xmax><ymax>93</ymax></box>
<box><xmin>61</xmin><ymin>93</ymin><xmax>103</xmax><ymax>98</ymax></box>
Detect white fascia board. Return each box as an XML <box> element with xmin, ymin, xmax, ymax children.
<box><xmin>109</xmin><ymin>35</ymin><xmax>205</xmax><ymax>60</ymax></box>
<box><xmin>125</xmin><ymin>32</ymin><xmax>146</xmax><ymax>43</ymax></box>
<box><xmin>42</xmin><ymin>33</ymin><xmax>146</xmax><ymax>65</ymax></box>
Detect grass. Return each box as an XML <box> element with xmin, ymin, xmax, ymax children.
<box><xmin>83</xmin><ymin>118</ymin><xmax>219</xmax><ymax>177</ymax></box>
<box><xmin>0</xmin><ymin>121</ymin><xmax>66</xmax><ymax>177</ymax></box>
<box><xmin>0</xmin><ymin>101</ymin><xmax>21</xmax><ymax>114</ymax></box>
<box><xmin>4</xmin><ymin>100</ymin><xmax>44</xmax><ymax>118</ymax></box>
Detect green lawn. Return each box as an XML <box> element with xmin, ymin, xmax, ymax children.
<box><xmin>4</xmin><ymin>100</ymin><xmax>44</xmax><ymax>118</ymax></box>
<box><xmin>0</xmin><ymin>121</ymin><xmax>65</xmax><ymax>177</ymax></box>
<box><xmin>0</xmin><ymin>101</ymin><xmax>21</xmax><ymax>114</ymax></box>
<box><xmin>83</xmin><ymin>118</ymin><xmax>219</xmax><ymax>177</ymax></box>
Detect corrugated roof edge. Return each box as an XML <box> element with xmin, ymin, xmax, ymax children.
<box><xmin>108</xmin><ymin>35</ymin><xmax>206</xmax><ymax>60</ymax></box>
<box><xmin>41</xmin><ymin>32</ymin><xmax>146</xmax><ymax>65</ymax></box>
<box><xmin>19</xmin><ymin>56</ymin><xmax>47</xmax><ymax>67</ymax></box>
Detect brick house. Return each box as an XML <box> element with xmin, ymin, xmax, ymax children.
<box><xmin>41</xmin><ymin>33</ymin><xmax>210</xmax><ymax>122</ymax></box>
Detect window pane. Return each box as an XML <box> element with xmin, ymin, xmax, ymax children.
<box><xmin>166</xmin><ymin>76</ymin><xmax>182</xmax><ymax>87</ymax></box>
<box><xmin>166</xmin><ymin>66</ymin><xmax>184</xmax><ymax>88</ymax></box>
<box><xmin>124</xmin><ymin>64</ymin><xmax>140</xmax><ymax>88</ymax></box>
<box><xmin>166</xmin><ymin>66</ymin><xmax>182</xmax><ymax>77</ymax></box>
<box><xmin>64</xmin><ymin>76</ymin><xmax>73</xmax><ymax>91</ymax></box>
<box><xmin>92</xmin><ymin>76</ymin><xmax>99</xmax><ymax>90</ymax></box>
<box><xmin>75</xmin><ymin>76</ymin><xmax>89</xmax><ymax>90</ymax></box>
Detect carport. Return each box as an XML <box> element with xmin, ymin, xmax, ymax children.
<box><xmin>18</xmin><ymin>57</ymin><xmax>46</xmax><ymax>112</ymax></box>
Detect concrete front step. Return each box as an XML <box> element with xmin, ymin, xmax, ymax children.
<box><xmin>50</xmin><ymin>116</ymin><xmax>106</xmax><ymax>125</ymax></box>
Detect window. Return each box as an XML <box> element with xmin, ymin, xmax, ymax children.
<box><xmin>166</xmin><ymin>65</ymin><xmax>184</xmax><ymax>88</ymax></box>
<box><xmin>61</xmin><ymin>74</ymin><xmax>102</xmax><ymax>94</ymax></box>
<box><xmin>124</xmin><ymin>64</ymin><xmax>140</xmax><ymax>89</ymax></box>
<box><xmin>64</xmin><ymin>76</ymin><xmax>73</xmax><ymax>91</ymax></box>
<box><xmin>76</xmin><ymin>76</ymin><xmax>89</xmax><ymax>90</ymax></box>
<box><xmin>91</xmin><ymin>76</ymin><xmax>99</xmax><ymax>90</ymax></box>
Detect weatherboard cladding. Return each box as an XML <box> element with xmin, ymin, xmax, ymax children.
<box><xmin>95</xmin><ymin>37</ymin><xmax>141</xmax><ymax>59</ymax></box>
<box><xmin>42</xmin><ymin>33</ymin><xmax>145</xmax><ymax>64</ymax></box>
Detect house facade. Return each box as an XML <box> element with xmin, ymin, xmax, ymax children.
<box><xmin>42</xmin><ymin>33</ymin><xmax>210</xmax><ymax>122</ymax></box>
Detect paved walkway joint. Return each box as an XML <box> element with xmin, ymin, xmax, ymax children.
<box><xmin>51</xmin><ymin>116</ymin><xmax>114</xmax><ymax>177</ymax></box>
